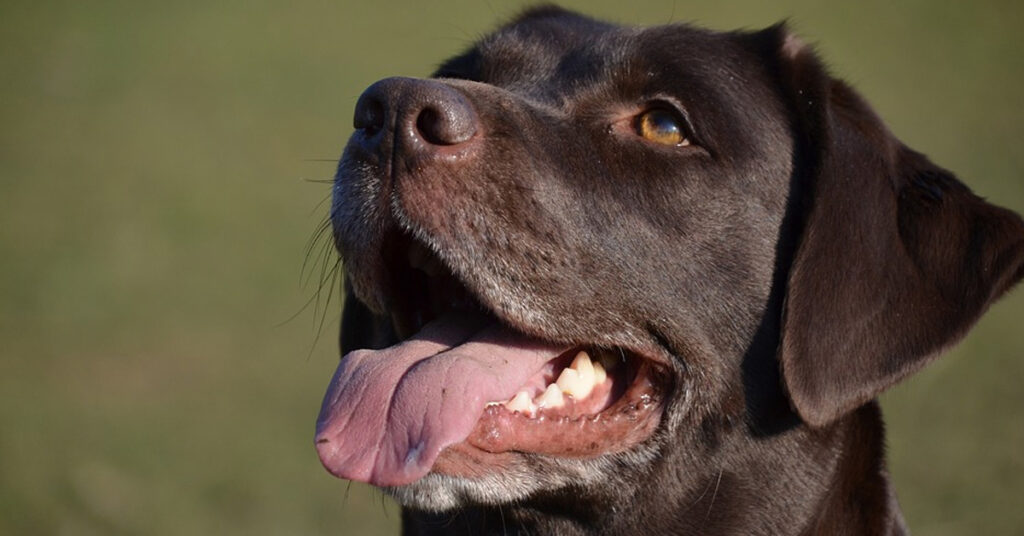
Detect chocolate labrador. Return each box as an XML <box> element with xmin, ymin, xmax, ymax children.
<box><xmin>315</xmin><ymin>6</ymin><xmax>1024</xmax><ymax>535</ymax></box>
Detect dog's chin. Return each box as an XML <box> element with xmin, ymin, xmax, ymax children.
<box><xmin>384</xmin><ymin>470</ymin><xmax>544</xmax><ymax>512</ymax></box>
<box><xmin>384</xmin><ymin>440</ymin><xmax>590</xmax><ymax>512</ymax></box>
<box><xmin>385</xmin><ymin>438</ymin><xmax>666</xmax><ymax>512</ymax></box>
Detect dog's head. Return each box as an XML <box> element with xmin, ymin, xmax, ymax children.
<box><xmin>316</xmin><ymin>6</ymin><xmax>1024</xmax><ymax>515</ymax></box>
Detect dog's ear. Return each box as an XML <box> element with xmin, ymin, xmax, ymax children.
<box><xmin>766</xmin><ymin>27</ymin><xmax>1024</xmax><ymax>427</ymax></box>
<box><xmin>340</xmin><ymin>277</ymin><xmax>396</xmax><ymax>354</ymax></box>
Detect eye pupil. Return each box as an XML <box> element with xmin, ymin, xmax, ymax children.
<box><xmin>647</xmin><ymin>110</ymin><xmax>678</xmax><ymax>133</ymax></box>
<box><xmin>638</xmin><ymin>109</ymin><xmax>688</xmax><ymax>146</ymax></box>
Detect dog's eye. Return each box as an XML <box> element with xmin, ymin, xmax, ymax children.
<box><xmin>636</xmin><ymin>109</ymin><xmax>690</xmax><ymax>147</ymax></box>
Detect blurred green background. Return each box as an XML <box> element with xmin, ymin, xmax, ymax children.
<box><xmin>1</xmin><ymin>0</ymin><xmax>1021</xmax><ymax>534</ymax></box>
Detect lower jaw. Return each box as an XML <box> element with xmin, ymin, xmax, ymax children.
<box><xmin>430</xmin><ymin>443</ymin><xmax>521</xmax><ymax>480</ymax></box>
<box><xmin>383</xmin><ymin>455</ymin><xmax>535</xmax><ymax>513</ymax></box>
<box><xmin>428</xmin><ymin>367</ymin><xmax>666</xmax><ymax>480</ymax></box>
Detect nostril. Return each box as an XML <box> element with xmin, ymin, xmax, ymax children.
<box><xmin>353</xmin><ymin>95</ymin><xmax>385</xmax><ymax>135</ymax></box>
<box><xmin>414</xmin><ymin>100</ymin><xmax>477</xmax><ymax>146</ymax></box>
<box><xmin>415</xmin><ymin>107</ymin><xmax>445</xmax><ymax>145</ymax></box>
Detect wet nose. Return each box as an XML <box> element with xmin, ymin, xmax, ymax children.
<box><xmin>353</xmin><ymin>77</ymin><xmax>478</xmax><ymax>154</ymax></box>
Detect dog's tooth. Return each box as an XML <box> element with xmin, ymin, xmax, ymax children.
<box><xmin>572</xmin><ymin>351</ymin><xmax>596</xmax><ymax>380</ymax></box>
<box><xmin>556</xmin><ymin>367</ymin><xmax>578</xmax><ymax>392</ymax></box>
<box><xmin>569</xmin><ymin>351</ymin><xmax>596</xmax><ymax>399</ymax></box>
<box><xmin>556</xmin><ymin>367</ymin><xmax>588</xmax><ymax>399</ymax></box>
<box><xmin>535</xmin><ymin>383</ymin><xmax>565</xmax><ymax>409</ymax></box>
<box><xmin>505</xmin><ymin>390</ymin><xmax>536</xmax><ymax>415</ymax></box>
<box><xmin>593</xmin><ymin>361</ymin><xmax>607</xmax><ymax>385</ymax></box>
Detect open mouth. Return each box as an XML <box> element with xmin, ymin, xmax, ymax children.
<box><xmin>315</xmin><ymin>233</ymin><xmax>668</xmax><ymax>487</ymax></box>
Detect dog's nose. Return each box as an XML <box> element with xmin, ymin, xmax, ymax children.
<box><xmin>353</xmin><ymin>77</ymin><xmax>478</xmax><ymax>152</ymax></box>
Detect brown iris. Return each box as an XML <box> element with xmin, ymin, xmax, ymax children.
<box><xmin>637</xmin><ymin>109</ymin><xmax>689</xmax><ymax>146</ymax></box>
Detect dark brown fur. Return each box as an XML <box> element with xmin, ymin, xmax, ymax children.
<box><xmin>329</xmin><ymin>7</ymin><xmax>1024</xmax><ymax>534</ymax></box>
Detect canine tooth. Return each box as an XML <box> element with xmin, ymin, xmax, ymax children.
<box><xmin>556</xmin><ymin>368</ymin><xmax>579</xmax><ymax>394</ymax></box>
<box><xmin>572</xmin><ymin>352</ymin><xmax>596</xmax><ymax>386</ymax></box>
<box><xmin>593</xmin><ymin>361</ymin><xmax>607</xmax><ymax>384</ymax></box>
<box><xmin>556</xmin><ymin>367</ymin><xmax>593</xmax><ymax>399</ymax></box>
<box><xmin>535</xmin><ymin>384</ymin><xmax>565</xmax><ymax>409</ymax></box>
<box><xmin>505</xmin><ymin>391</ymin><xmax>536</xmax><ymax>415</ymax></box>
<box><xmin>564</xmin><ymin>351</ymin><xmax>595</xmax><ymax>399</ymax></box>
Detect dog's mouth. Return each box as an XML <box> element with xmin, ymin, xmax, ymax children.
<box><xmin>315</xmin><ymin>234</ymin><xmax>668</xmax><ymax>487</ymax></box>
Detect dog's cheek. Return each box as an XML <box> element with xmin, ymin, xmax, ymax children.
<box><xmin>393</xmin><ymin>140</ymin><xmax>606</xmax><ymax>332</ymax></box>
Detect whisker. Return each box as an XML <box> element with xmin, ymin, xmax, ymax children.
<box><xmin>301</xmin><ymin>218</ymin><xmax>334</xmax><ymax>286</ymax></box>
<box><xmin>274</xmin><ymin>285</ymin><xmax>326</xmax><ymax>328</ymax></box>
<box><xmin>304</xmin><ymin>256</ymin><xmax>342</xmax><ymax>361</ymax></box>
<box><xmin>277</xmin><ymin>169</ymin><xmax>348</xmax><ymax>360</ymax></box>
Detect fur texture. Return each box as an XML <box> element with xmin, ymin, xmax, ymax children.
<box><xmin>328</xmin><ymin>7</ymin><xmax>1024</xmax><ymax>535</ymax></box>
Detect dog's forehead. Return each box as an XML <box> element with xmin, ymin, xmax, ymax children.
<box><xmin>436</xmin><ymin>10</ymin><xmax>767</xmax><ymax>112</ymax></box>
<box><xmin>436</xmin><ymin>13</ymin><xmax>632</xmax><ymax>103</ymax></box>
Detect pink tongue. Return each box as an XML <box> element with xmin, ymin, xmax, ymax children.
<box><xmin>314</xmin><ymin>312</ymin><xmax>566</xmax><ymax>486</ymax></box>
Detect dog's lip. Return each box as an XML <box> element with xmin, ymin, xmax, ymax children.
<box><xmin>410</xmin><ymin>348</ymin><xmax>669</xmax><ymax>482</ymax></box>
<box><xmin>460</xmin><ymin>356</ymin><xmax>667</xmax><ymax>456</ymax></box>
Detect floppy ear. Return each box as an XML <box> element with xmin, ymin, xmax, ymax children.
<box><xmin>340</xmin><ymin>277</ymin><xmax>397</xmax><ymax>354</ymax></box>
<box><xmin>773</xmin><ymin>31</ymin><xmax>1024</xmax><ymax>427</ymax></box>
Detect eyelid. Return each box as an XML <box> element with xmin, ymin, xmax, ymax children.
<box><xmin>605</xmin><ymin>98</ymin><xmax>706</xmax><ymax>155</ymax></box>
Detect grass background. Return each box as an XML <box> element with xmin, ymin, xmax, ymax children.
<box><xmin>1</xmin><ymin>1</ymin><xmax>1022</xmax><ymax>534</ymax></box>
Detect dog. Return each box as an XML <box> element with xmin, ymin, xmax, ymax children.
<box><xmin>314</xmin><ymin>6</ymin><xmax>1024</xmax><ymax>535</ymax></box>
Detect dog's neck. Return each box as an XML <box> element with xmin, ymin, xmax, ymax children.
<box><xmin>399</xmin><ymin>403</ymin><xmax>907</xmax><ymax>536</ymax></box>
